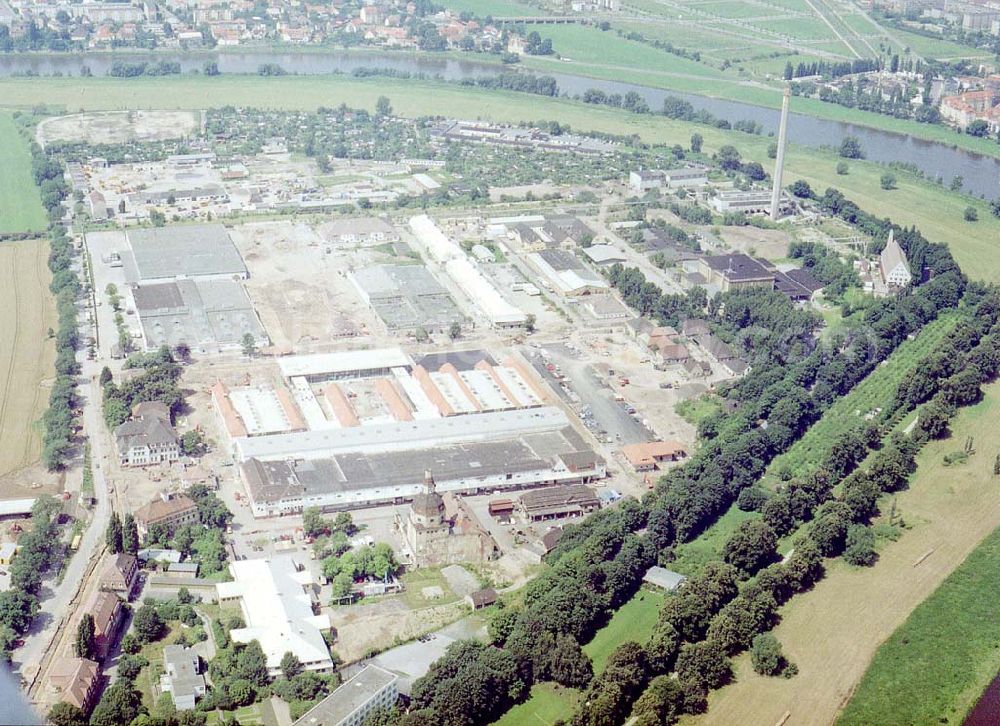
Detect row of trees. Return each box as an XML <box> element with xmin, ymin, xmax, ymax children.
<box><xmin>31</xmin><ymin>134</ymin><xmax>80</xmax><ymax>471</ymax></box>
<box><xmin>609</xmin><ymin>289</ymin><xmax>1000</xmax><ymax>723</ymax></box>
<box><xmin>106</xmin><ymin>512</ymin><xmax>140</xmax><ymax>555</ymax></box>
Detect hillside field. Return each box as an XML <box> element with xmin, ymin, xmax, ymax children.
<box><xmin>0</xmin><ymin>239</ymin><xmax>57</xmax><ymax>480</ymax></box>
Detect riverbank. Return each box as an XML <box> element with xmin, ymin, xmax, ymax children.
<box><xmin>4</xmin><ymin>73</ymin><xmax>1000</xmax><ymax>283</ymax></box>
<box><xmin>4</xmin><ymin>44</ymin><xmax>1000</xmax><ymax>162</ymax></box>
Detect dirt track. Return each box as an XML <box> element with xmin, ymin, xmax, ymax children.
<box><xmin>0</xmin><ymin>240</ymin><xmax>57</xmax><ymax>485</ymax></box>
<box><xmin>689</xmin><ymin>382</ymin><xmax>1000</xmax><ymax>726</ymax></box>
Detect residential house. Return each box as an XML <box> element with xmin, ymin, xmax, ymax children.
<box><xmin>161</xmin><ymin>645</ymin><xmax>206</xmax><ymax>710</ymax></box>
<box><xmin>113</xmin><ymin>402</ymin><xmax>179</xmax><ymax>467</ymax></box>
<box><xmin>48</xmin><ymin>657</ymin><xmax>101</xmax><ymax>712</ymax></box>
<box><xmin>100</xmin><ymin>553</ymin><xmax>139</xmax><ymax>597</ymax></box>
<box><xmin>85</xmin><ymin>590</ymin><xmax>124</xmax><ymax>661</ymax></box>
<box><xmin>134</xmin><ymin>492</ymin><xmax>199</xmax><ymax>539</ymax></box>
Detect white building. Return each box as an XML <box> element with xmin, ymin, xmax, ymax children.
<box><xmin>409</xmin><ymin>215</ymin><xmax>527</xmax><ymax>328</ymax></box>
<box><xmin>292</xmin><ymin>665</ymin><xmax>398</xmax><ymax>726</ymax></box>
<box><xmin>629</xmin><ymin>169</ymin><xmax>665</xmax><ymax>192</ymax></box>
<box><xmin>216</xmin><ymin>557</ymin><xmax>334</xmax><ymax>676</ymax></box>
<box><xmin>879</xmin><ymin>231</ymin><xmax>912</xmax><ymax>289</ymax></box>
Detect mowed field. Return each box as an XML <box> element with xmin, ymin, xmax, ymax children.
<box><xmin>838</xmin><ymin>525</ymin><xmax>1000</xmax><ymax>725</ymax></box>
<box><xmin>0</xmin><ymin>239</ymin><xmax>57</xmax><ymax>479</ymax></box>
<box><xmin>0</xmin><ymin>112</ymin><xmax>47</xmax><ymax>234</ymax></box>
<box><xmin>686</xmin><ymin>381</ymin><xmax>1000</xmax><ymax>726</ymax></box>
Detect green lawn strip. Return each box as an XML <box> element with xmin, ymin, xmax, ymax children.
<box><xmin>0</xmin><ymin>112</ymin><xmax>47</xmax><ymax>233</ymax></box>
<box><xmin>492</xmin><ymin>681</ymin><xmax>582</xmax><ymax>726</ymax></box>
<box><xmin>582</xmin><ymin>588</ymin><xmax>666</xmax><ymax>673</ymax></box>
<box><xmin>837</xmin><ymin>525</ymin><xmax>1000</xmax><ymax>725</ymax></box>
<box><xmin>669</xmin><ymin>505</ymin><xmax>758</xmax><ymax>577</ymax></box>
<box><xmin>767</xmin><ymin>313</ymin><xmax>963</xmax><ymax>480</ymax></box>
<box><xmin>675</xmin><ymin>394</ymin><xmax>723</xmax><ymax>428</ymax></box>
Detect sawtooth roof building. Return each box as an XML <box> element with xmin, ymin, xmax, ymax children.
<box><xmin>130</xmin><ymin>278</ymin><xmax>267</xmax><ymax>353</ymax></box>
<box><xmin>238</xmin><ymin>410</ymin><xmax>603</xmax><ymax>517</ymax></box>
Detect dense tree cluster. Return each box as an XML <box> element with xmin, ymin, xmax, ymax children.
<box><xmin>323</xmin><ymin>542</ymin><xmax>400</xmax><ymax>599</ymax></box>
<box><xmin>408</xmin><ymin>641</ymin><xmax>529</xmax><ymax>726</ymax></box>
<box><xmin>788</xmin><ymin>240</ymin><xmax>862</xmax><ymax>298</ymax></box>
<box><xmin>102</xmin><ymin>346</ymin><xmax>184</xmax><ymax>428</ymax></box>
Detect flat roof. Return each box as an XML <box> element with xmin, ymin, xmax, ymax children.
<box><xmin>278</xmin><ymin>348</ymin><xmax>412</xmax><ymax>379</ymax></box>
<box><xmin>702</xmin><ymin>254</ymin><xmax>774</xmax><ymax>282</ymax></box>
<box><xmin>125</xmin><ymin>224</ymin><xmax>247</xmax><ymax>282</ymax></box>
<box><xmin>293</xmin><ymin>665</ymin><xmax>397</xmax><ymax>725</ymax></box>
<box><xmin>0</xmin><ymin>498</ymin><xmax>36</xmax><ymax>517</ymax></box>
<box><xmin>235</xmin><ymin>407</ymin><xmax>571</xmax><ymax>461</ymax></box>
<box><xmin>351</xmin><ymin>265</ymin><xmax>463</xmax><ymax>331</ymax></box>
<box><xmin>241</xmin><ymin>423</ymin><xmax>596</xmax><ymax>503</ymax></box>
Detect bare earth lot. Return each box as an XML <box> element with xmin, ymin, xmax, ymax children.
<box><xmin>36</xmin><ymin>110</ymin><xmax>200</xmax><ymax>147</ymax></box>
<box><xmin>689</xmin><ymin>381</ymin><xmax>1000</xmax><ymax>726</ymax></box>
<box><xmin>0</xmin><ymin>239</ymin><xmax>59</xmax><ymax>493</ymax></box>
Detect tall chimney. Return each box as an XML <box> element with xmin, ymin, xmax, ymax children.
<box><xmin>770</xmin><ymin>87</ymin><xmax>791</xmax><ymax>222</ymax></box>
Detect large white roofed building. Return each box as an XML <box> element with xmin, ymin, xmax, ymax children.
<box><xmin>216</xmin><ymin>556</ymin><xmax>333</xmax><ymax>676</ymax></box>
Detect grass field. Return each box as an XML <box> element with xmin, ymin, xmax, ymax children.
<box><xmin>493</xmin><ymin>588</ymin><xmax>665</xmax><ymax>725</ymax></box>
<box><xmin>838</xmin><ymin>525</ymin><xmax>1000</xmax><ymax>725</ymax></box>
<box><xmin>0</xmin><ymin>113</ymin><xmax>47</xmax><ymax>233</ymax></box>
<box><xmin>0</xmin><ymin>239</ymin><xmax>57</xmax><ymax>480</ymax></box>
<box><xmin>688</xmin><ymin>381</ymin><xmax>1000</xmax><ymax>726</ymax></box>
<box><xmin>767</xmin><ymin>312</ymin><xmax>963</xmax><ymax>479</ymax></box>
<box><xmin>670</xmin><ymin>505</ymin><xmax>758</xmax><ymax>577</ymax></box>
<box><xmin>3</xmin><ymin>74</ymin><xmax>1000</xmax><ymax>284</ymax></box>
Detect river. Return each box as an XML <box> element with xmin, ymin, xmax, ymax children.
<box><xmin>3</xmin><ymin>48</ymin><xmax>1000</xmax><ymax>199</ymax></box>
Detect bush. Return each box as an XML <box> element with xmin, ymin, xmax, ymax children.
<box><xmin>843</xmin><ymin>524</ymin><xmax>877</xmax><ymax>566</ymax></box>
<box><xmin>749</xmin><ymin>633</ymin><xmax>784</xmax><ymax>676</ymax></box>
<box><xmin>880</xmin><ymin>173</ymin><xmax>897</xmax><ymax>190</ymax></box>
<box><xmin>836</xmin><ymin>161</ymin><xmax>849</xmax><ymax>175</ymax></box>
<box><xmin>964</xmin><ymin>207</ymin><xmax>978</xmax><ymax>222</ymax></box>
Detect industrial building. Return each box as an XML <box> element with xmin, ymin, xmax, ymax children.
<box><xmin>236</xmin><ymin>411</ymin><xmax>603</xmax><ymax>517</ymax></box>
<box><xmin>409</xmin><ymin>215</ymin><xmax>527</xmax><ymax>328</ymax></box>
<box><xmin>124</xmin><ymin>223</ymin><xmax>248</xmax><ymax>283</ymax></box>
<box><xmin>292</xmin><ymin>665</ymin><xmax>398</xmax><ymax>726</ymax></box>
<box><xmin>525</xmin><ymin>249</ymin><xmax>609</xmax><ymax>297</ymax></box>
<box><xmin>216</xmin><ymin>556</ymin><xmax>334</xmax><ymax>676</ymax></box>
<box><xmin>710</xmin><ymin>190</ymin><xmax>790</xmax><ymax>215</ymax></box>
<box><xmin>518</xmin><ymin>484</ymin><xmax>601</xmax><ymax>521</ymax></box>
<box><xmin>130</xmin><ymin>278</ymin><xmax>267</xmax><ymax>352</ymax></box>
<box><xmin>216</xmin><ymin>347</ymin><xmax>604</xmax><ymax>517</ymax></box>
<box><xmin>350</xmin><ymin>264</ymin><xmax>464</xmax><ymax>332</ymax></box>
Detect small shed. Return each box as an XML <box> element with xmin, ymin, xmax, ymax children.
<box><xmin>643</xmin><ymin>566</ymin><xmax>687</xmax><ymax>592</ymax></box>
<box><xmin>167</xmin><ymin>562</ymin><xmax>200</xmax><ymax>577</ymax></box>
<box><xmin>465</xmin><ymin>587</ymin><xmax>498</xmax><ymax>610</ymax></box>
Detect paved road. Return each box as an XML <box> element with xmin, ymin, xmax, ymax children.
<box><xmin>528</xmin><ymin>343</ymin><xmax>653</xmax><ymax>446</ymax></box>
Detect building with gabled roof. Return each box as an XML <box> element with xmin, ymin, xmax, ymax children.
<box><xmin>48</xmin><ymin>657</ymin><xmax>101</xmax><ymax>712</ymax></box>
<box><xmin>113</xmin><ymin>404</ymin><xmax>179</xmax><ymax>467</ymax></box>
<box><xmin>134</xmin><ymin>492</ymin><xmax>199</xmax><ymax>538</ymax></box>
<box><xmin>879</xmin><ymin>230</ymin><xmax>912</xmax><ymax>289</ymax></box>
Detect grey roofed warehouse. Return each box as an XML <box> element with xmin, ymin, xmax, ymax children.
<box><xmin>350</xmin><ymin>264</ymin><xmax>464</xmax><ymax>332</ymax></box>
<box><xmin>124</xmin><ymin>223</ymin><xmax>248</xmax><ymax>283</ymax></box>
